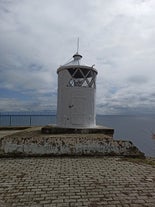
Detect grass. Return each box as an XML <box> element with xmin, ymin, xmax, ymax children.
<box><xmin>121</xmin><ymin>157</ymin><xmax>155</xmax><ymax>166</ymax></box>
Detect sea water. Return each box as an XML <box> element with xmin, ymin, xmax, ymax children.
<box><xmin>97</xmin><ymin>115</ymin><xmax>155</xmax><ymax>157</ymax></box>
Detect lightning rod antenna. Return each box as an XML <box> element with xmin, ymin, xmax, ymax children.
<box><xmin>77</xmin><ymin>37</ymin><xmax>79</xmax><ymax>53</ymax></box>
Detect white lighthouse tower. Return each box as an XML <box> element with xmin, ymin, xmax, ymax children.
<box><xmin>56</xmin><ymin>50</ymin><xmax>98</xmax><ymax>128</ymax></box>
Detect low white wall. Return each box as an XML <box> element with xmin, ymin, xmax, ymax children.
<box><xmin>0</xmin><ymin>136</ymin><xmax>144</xmax><ymax>157</ymax></box>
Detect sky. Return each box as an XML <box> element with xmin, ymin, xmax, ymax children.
<box><xmin>0</xmin><ymin>0</ymin><xmax>155</xmax><ymax>115</ymax></box>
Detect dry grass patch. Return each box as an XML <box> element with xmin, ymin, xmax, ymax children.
<box><xmin>121</xmin><ymin>157</ymin><xmax>155</xmax><ymax>166</ymax></box>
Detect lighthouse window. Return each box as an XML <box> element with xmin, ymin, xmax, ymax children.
<box><xmin>67</xmin><ymin>68</ymin><xmax>96</xmax><ymax>88</ymax></box>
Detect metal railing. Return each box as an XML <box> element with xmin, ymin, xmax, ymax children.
<box><xmin>0</xmin><ymin>114</ymin><xmax>56</xmax><ymax>126</ymax></box>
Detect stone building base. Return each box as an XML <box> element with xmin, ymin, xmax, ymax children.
<box><xmin>41</xmin><ymin>125</ymin><xmax>114</xmax><ymax>136</ymax></box>
<box><xmin>0</xmin><ymin>127</ymin><xmax>144</xmax><ymax>158</ymax></box>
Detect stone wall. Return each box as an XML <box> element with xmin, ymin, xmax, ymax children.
<box><xmin>0</xmin><ymin>128</ymin><xmax>144</xmax><ymax>158</ymax></box>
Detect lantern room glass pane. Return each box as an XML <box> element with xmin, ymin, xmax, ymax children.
<box><xmin>67</xmin><ymin>68</ymin><xmax>96</xmax><ymax>88</ymax></box>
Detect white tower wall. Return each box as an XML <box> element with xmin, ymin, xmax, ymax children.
<box><xmin>56</xmin><ymin>53</ymin><xmax>97</xmax><ymax>128</ymax></box>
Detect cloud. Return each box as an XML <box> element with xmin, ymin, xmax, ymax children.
<box><xmin>0</xmin><ymin>0</ymin><xmax>155</xmax><ymax>114</ymax></box>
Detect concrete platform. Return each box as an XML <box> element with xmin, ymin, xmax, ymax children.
<box><xmin>0</xmin><ymin>127</ymin><xmax>30</xmax><ymax>138</ymax></box>
<box><xmin>41</xmin><ymin>125</ymin><xmax>114</xmax><ymax>137</ymax></box>
<box><xmin>0</xmin><ymin>130</ymin><xmax>22</xmax><ymax>139</ymax></box>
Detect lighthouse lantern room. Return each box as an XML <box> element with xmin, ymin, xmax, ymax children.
<box><xmin>56</xmin><ymin>51</ymin><xmax>98</xmax><ymax>128</ymax></box>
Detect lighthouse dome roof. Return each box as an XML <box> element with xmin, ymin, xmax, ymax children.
<box><xmin>63</xmin><ymin>52</ymin><xmax>84</xmax><ymax>66</ymax></box>
<box><xmin>57</xmin><ymin>52</ymin><xmax>97</xmax><ymax>74</ymax></box>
